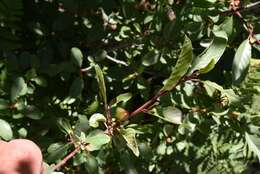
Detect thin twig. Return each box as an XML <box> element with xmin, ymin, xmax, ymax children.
<box><xmin>53</xmin><ymin>147</ymin><xmax>81</xmax><ymax>171</ymax></box>
<box><xmin>123</xmin><ymin>73</ymin><xmax>199</xmax><ymax>121</ymax></box>
<box><xmin>106</xmin><ymin>55</ymin><xmax>128</xmax><ymax>66</ymax></box>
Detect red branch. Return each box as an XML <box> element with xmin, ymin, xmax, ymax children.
<box><xmin>53</xmin><ymin>147</ymin><xmax>81</xmax><ymax>171</ymax></box>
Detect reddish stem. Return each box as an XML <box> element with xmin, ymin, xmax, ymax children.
<box><xmin>53</xmin><ymin>147</ymin><xmax>81</xmax><ymax>171</ymax></box>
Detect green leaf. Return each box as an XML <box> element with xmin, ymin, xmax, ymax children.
<box><xmin>94</xmin><ymin>64</ymin><xmax>107</xmax><ymax>107</ymax></box>
<box><xmin>84</xmin><ymin>96</ymin><xmax>99</xmax><ymax>114</ymax></box>
<box><xmin>0</xmin><ymin>99</ymin><xmax>9</xmax><ymax>110</ymax></box>
<box><xmin>142</xmin><ymin>50</ymin><xmax>160</xmax><ymax>66</ymax></box>
<box><xmin>162</xmin><ymin>35</ymin><xmax>193</xmax><ymax>91</ymax></box>
<box><xmin>220</xmin><ymin>16</ymin><xmax>233</xmax><ymax>38</ymax></box>
<box><xmin>10</xmin><ymin>76</ymin><xmax>27</xmax><ymax>101</ymax></box>
<box><xmin>203</xmin><ymin>80</ymin><xmax>240</xmax><ymax>104</ymax></box>
<box><xmin>46</xmin><ymin>143</ymin><xmax>71</xmax><ymax>162</ymax></box>
<box><xmin>162</xmin><ymin>106</ymin><xmax>182</xmax><ymax>124</ymax></box>
<box><xmin>71</xmin><ymin>47</ymin><xmax>83</xmax><ymax>67</ymax></box>
<box><xmin>148</xmin><ymin>106</ymin><xmax>182</xmax><ymax>124</ymax></box>
<box><xmin>84</xmin><ymin>154</ymin><xmax>99</xmax><ymax>173</ymax></box>
<box><xmin>69</xmin><ymin>77</ymin><xmax>84</xmax><ymax>99</ymax></box>
<box><xmin>199</xmin><ymin>58</ymin><xmax>216</xmax><ymax>74</ymax></box>
<box><xmin>232</xmin><ymin>39</ymin><xmax>251</xmax><ymax>85</ymax></box>
<box><xmin>245</xmin><ymin>132</ymin><xmax>260</xmax><ymax>162</ymax></box>
<box><xmin>89</xmin><ymin>113</ymin><xmax>106</xmax><ymax>128</ymax></box>
<box><xmin>57</xmin><ymin>118</ymin><xmax>73</xmax><ymax>135</ymax></box>
<box><xmin>85</xmin><ymin>130</ymin><xmax>111</xmax><ymax>151</ymax></box>
<box><xmin>74</xmin><ymin>115</ymin><xmax>90</xmax><ymax>135</ymax></box>
<box><xmin>110</xmin><ymin>92</ymin><xmax>132</xmax><ymax>107</ymax></box>
<box><xmin>0</xmin><ymin>119</ymin><xmax>13</xmax><ymax>140</ymax></box>
<box><xmin>190</xmin><ymin>30</ymin><xmax>227</xmax><ymax>73</ymax></box>
<box><xmin>121</xmin><ymin>128</ymin><xmax>140</xmax><ymax>156</ymax></box>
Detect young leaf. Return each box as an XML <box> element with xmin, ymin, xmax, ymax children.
<box><xmin>161</xmin><ymin>35</ymin><xmax>193</xmax><ymax>91</ymax></box>
<box><xmin>71</xmin><ymin>47</ymin><xmax>83</xmax><ymax>67</ymax></box>
<box><xmin>89</xmin><ymin>113</ymin><xmax>106</xmax><ymax>128</ymax></box>
<box><xmin>0</xmin><ymin>119</ymin><xmax>13</xmax><ymax>140</ymax></box>
<box><xmin>232</xmin><ymin>39</ymin><xmax>251</xmax><ymax>85</ymax></box>
<box><xmin>120</xmin><ymin>128</ymin><xmax>140</xmax><ymax>156</ymax></box>
<box><xmin>85</xmin><ymin>130</ymin><xmax>111</xmax><ymax>151</ymax></box>
<box><xmin>94</xmin><ymin>64</ymin><xmax>107</xmax><ymax>107</ymax></box>
<box><xmin>10</xmin><ymin>76</ymin><xmax>27</xmax><ymax>101</ymax></box>
<box><xmin>190</xmin><ymin>30</ymin><xmax>227</xmax><ymax>73</ymax></box>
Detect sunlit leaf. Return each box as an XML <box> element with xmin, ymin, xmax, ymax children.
<box><xmin>0</xmin><ymin>119</ymin><xmax>13</xmax><ymax>140</ymax></box>
<box><xmin>232</xmin><ymin>39</ymin><xmax>251</xmax><ymax>85</ymax></box>
<box><xmin>94</xmin><ymin>64</ymin><xmax>107</xmax><ymax>107</ymax></box>
<box><xmin>121</xmin><ymin>128</ymin><xmax>140</xmax><ymax>156</ymax></box>
<box><xmin>89</xmin><ymin>113</ymin><xmax>106</xmax><ymax>128</ymax></box>
<box><xmin>85</xmin><ymin>130</ymin><xmax>111</xmax><ymax>151</ymax></box>
<box><xmin>190</xmin><ymin>30</ymin><xmax>227</xmax><ymax>73</ymax></box>
<box><xmin>245</xmin><ymin>132</ymin><xmax>260</xmax><ymax>162</ymax></box>
<box><xmin>110</xmin><ymin>92</ymin><xmax>132</xmax><ymax>107</ymax></box>
<box><xmin>220</xmin><ymin>16</ymin><xmax>233</xmax><ymax>38</ymax></box>
<box><xmin>10</xmin><ymin>76</ymin><xmax>27</xmax><ymax>101</ymax></box>
<box><xmin>71</xmin><ymin>47</ymin><xmax>83</xmax><ymax>67</ymax></box>
<box><xmin>162</xmin><ymin>35</ymin><xmax>193</xmax><ymax>91</ymax></box>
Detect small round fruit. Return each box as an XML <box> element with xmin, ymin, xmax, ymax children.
<box><xmin>115</xmin><ymin>107</ymin><xmax>129</xmax><ymax>122</ymax></box>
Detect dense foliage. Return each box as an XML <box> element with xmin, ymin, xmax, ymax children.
<box><xmin>0</xmin><ymin>0</ymin><xmax>260</xmax><ymax>173</ymax></box>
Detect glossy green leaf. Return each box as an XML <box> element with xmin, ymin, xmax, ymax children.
<box><xmin>71</xmin><ymin>47</ymin><xmax>83</xmax><ymax>67</ymax></box>
<box><xmin>85</xmin><ymin>130</ymin><xmax>111</xmax><ymax>151</ymax></box>
<box><xmin>121</xmin><ymin>128</ymin><xmax>140</xmax><ymax>156</ymax></box>
<box><xmin>0</xmin><ymin>119</ymin><xmax>13</xmax><ymax>140</ymax></box>
<box><xmin>10</xmin><ymin>76</ymin><xmax>27</xmax><ymax>101</ymax></box>
<box><xmin>199</xmin><ymin>58</ymin><xmax>216</xmax><ymax>74</ymax></box>
<box><xmin>190</xmin><ymin>30</ymin><xmax>227</xmax><ymax>73</ymax></box>
<box><xmin>94</xmin><ymin>64</ymin><xmax>107</xmax><ymax>107</ymax></box>
<box><xmin>89</xmin><ymin>113</ymin><xmax>106</xmax><ymax>128</ymax></box>
<box><xmin>232</xmin><ymin>39</ymin><xmax>251</xmax><ymax>85</ymax></box>
<box><xmin>162</xmin><ymin>35</ymin><xmax>193</xmax><ymax>91</ymax></box>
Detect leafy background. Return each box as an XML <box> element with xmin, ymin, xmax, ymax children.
<box><xmin>0</xmin><ymin>0</ymin><xmax>260</xmax><ymax>173</ymax></box>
